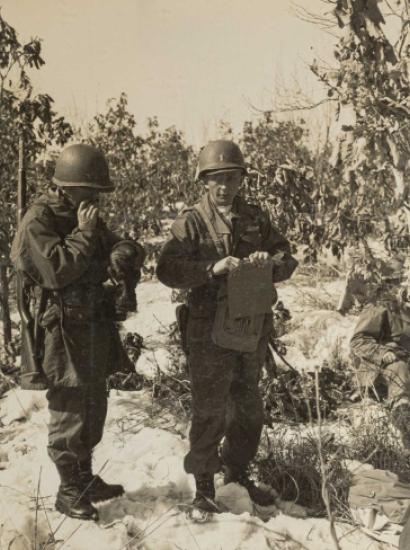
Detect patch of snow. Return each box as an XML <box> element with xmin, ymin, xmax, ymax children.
<box><xmin>0</xmin><ymin>388</ymin><xmax>48</xmax><ymax>425</ymax></box>
<box><xmin>0</xmin><ymin>279</ymin><xmax>392</xmax><ymax>549</ymax></box>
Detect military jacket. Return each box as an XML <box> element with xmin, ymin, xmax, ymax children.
<box><xmin>156</xmin><ymin>193</ymin><xmax>298</xmax><ymax>347</ymax></box>
<box><xmin>350</xmin><ymin>301</ymin><xmax>410</xmax><ymax>385</ymax></box>
<box><xmin>12</xmin><ymin>193</ymin><xmax>132</xmax><ymax>387</ymax></box>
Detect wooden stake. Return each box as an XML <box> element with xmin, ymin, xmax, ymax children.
<box><xmin>18</xmin><ymin>133</ymin><xmax>26</xmax><ymax>225</ymax></box>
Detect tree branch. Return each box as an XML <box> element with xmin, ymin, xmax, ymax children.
<box><xmin>244</xmin><ymin>97</ymin><xmax>337</xmax><ymax>115</ymax></box>
<box><xmin>291</xmin><ymin>0</ymin><xmax>339</xmax><ymax>37</ymax></box>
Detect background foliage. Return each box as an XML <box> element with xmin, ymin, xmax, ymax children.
<box><xmin>0</xmin><ymin>13</ymin><xmax>72</xmax><ymax>349</ymax></box>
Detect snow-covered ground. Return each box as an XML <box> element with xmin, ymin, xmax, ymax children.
<box><xmin>0</xmin><ymin>279</ymin><xmax>391</xmax><ymax>549</ymax></box>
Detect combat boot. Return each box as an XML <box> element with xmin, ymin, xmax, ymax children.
<box><xmin>224</xmin><ymin>465</ymin><xmax>276</xmax><ymax>507</ymax></box>
<box><xmin>78</xmin><ymin>456</ymin><xmax>124</xmax><ymax>502</ymax></box>
<box><xmin>55</xmin><ymin>464</ymin><xmax>98</xmax><ymax>520</ymax></box>
<box><xmin>391</xmin><ymin>403</ymin><xmax>410</xmax><ymax>450</ymax></box>
<box><xmin>193</xmin><ymin>473</ymin><xmax>220</xmax><ymax>513</ymax></box>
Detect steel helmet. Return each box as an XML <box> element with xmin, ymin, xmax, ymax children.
<box><xmin>53</xmin><ymin>143</ymin><xmax>114</xmax><ymax>192</ymax></box>
<box><xmin>195</xmin><ymin>140</ymin><xmax>247</xmax><ymax>181</ymax></box>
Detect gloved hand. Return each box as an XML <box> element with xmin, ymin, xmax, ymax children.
<box><xmin>109</xmin><ymin>240</ymin><xmax>145</xmax><ymax>319</ymax></box>
<box><xmin>110</xmin><ymin>241</ymin><xmax>145</xmax><ymax>279</ymax></box>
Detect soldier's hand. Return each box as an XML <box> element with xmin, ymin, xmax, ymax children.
<box><xmin>212</xmin><ymin>256</ymin><xmax>240</xmax><ymax>276</ymax></box>
<box><xmin>382</xmin><ymin>351</ymin><xmax>398</xmax><ymax>366</ymax></box>
<box><xmin>78</xmin><ymin>201</ymin><xmax>99</xmax><ymax>231</ymax></box>
<box><xmin>248</xmin><ymin>251</ymin><xmax>273</xmax><ymax>267</ymax></box>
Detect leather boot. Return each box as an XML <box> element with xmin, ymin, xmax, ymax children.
<box><xmin>224</xmin><ymin>465</ymin><xmax>276</xmax><ymax>506</ymax></box>
<box><xmin>193</xmin><ymin>473</ymin><xmax>219</xmax><ymax>513</ymax></box>
<box><xmin>55</xmin><ymin>464</ymin><xmax>98</xmax><ymax>520</ymax></box>
<box><xmin>78</xmin><ymin>456</ymin><xmax>124</xmax><ymax>502</ymax></box>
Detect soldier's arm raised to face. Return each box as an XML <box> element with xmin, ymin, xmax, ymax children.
<box><xmin>156</xmin><ymin>212</ymin><xmax>216</xmax><ymax>289</ymax></box>
<box><xmin>23</xmin><ymin>204</ymin><xmax>98</xmax><ymax>290</ymax></box>
<box><xmin>77</xmin><ymin>201</ymin><xmax>98</xmax><ymax>231</ymax></box>
<box><xmin>259</xmin><ymin>210</ymin><xmax>298</xmax><ymax>283</ymax></box>
<box><xmin>350</xmin><ymin>306</ymin><xmax>393</xmax><ymax>366</ymax></box>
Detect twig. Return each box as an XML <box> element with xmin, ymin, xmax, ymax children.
<box><xmin>182</xmin><ymin>514</ymin><xmax>202</xmax><ymax>550</ymax></box>
<box><xmin>6</xmin><ymin>386</ymin><xmax>49</xmax><ymax>431</ymax></box>
<box><xmin>0</xmin><ymin>484</ymin><xmax>33</xmax><ymax>500</ymax></box>
<box><xmin>314</xmin><ymin>367</ymin><xmax>342</xmax><ymax>550</ymax></box>
<box><xmin>152</xmin><ymin>313</ymin><xmax>170</xmax><ymax>332</ymax></box>
<box><xmin>117</xmin><ymin>505</ymin><xmax>176</xmax><ymax>550</ymax></box>
<box><xmin>51</xmin><ymin>459</ymin><xmax>109</xmax><ymax>538</ymax></box>
<box><xmin>57</xmin><ymin>524</ymin><xmax>83</xmax><ymax>550</ymax></box>
<box><xmin>34</xmin><ymin>466</ymin><xmax>42</xmax><ymax>550</ymax></box>
<box><xmin>2</xmin><ymin>508</ymin><xmax>32</xmax><ymax>549</ymax></box>
<box><xmin>39</xmin><ymin>494</ymin><xmax>55</xmax><ymax>549</ymax></box>
<box><xmin>244</xmin><ymin>96</ymin><xmax>336</xmax><ymax>116</ymax></box>
<box><xmin>385</xmin><ymin>0</ymin><xmax>402</xmax><ymax>19</ymax></box>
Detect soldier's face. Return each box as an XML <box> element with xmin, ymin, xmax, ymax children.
<box><xmin>205</xmin><ymin>170</ymin><xmax>243</xmax><ymax>207</ymax></box>
<box><xmin>63</xmin><ymin>187</ymin><xmax>100</xmax><ymax>208</ymax></box>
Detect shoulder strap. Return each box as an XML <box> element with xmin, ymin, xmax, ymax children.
<box><xmin>193</xmin><ymin>203</ymin><xmax>226</xmax><ymax>257</ymax></box>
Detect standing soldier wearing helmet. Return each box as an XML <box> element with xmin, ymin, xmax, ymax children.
<box><xmin>156</xmin><ymin>140</ymin><xmax>298</xmax><ymax>514</ymax></box>
<box><xmin>11</xmin><ymin>144</ymin><xmax>144</xmax><ymax>521</ymax></box>
<box><xmin>350</xmin><ymin>262</ymin><xmax>410</xmax><ymax>451</ymax></box>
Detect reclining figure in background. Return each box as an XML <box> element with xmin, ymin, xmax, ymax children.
<box><xmin>350</xmin><ymin>262</ymin><xmax>410</xmax><ymax>451</ymax></box>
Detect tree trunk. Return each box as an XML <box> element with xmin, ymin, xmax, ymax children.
<box><xmin>0</xmin><ymin>264</ymin><xmax>12</xmax><ymax>349</ymax></box>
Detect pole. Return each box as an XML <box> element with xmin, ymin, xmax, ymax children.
<box><xmin>18</xmin><ymin>133</ymin><xmax>26</xmax><ymax>224</ymax></box>
<box><xmin>0</xmin><ymin>262</ymin><xmax>11</xmax><ymax>347</ymax></box>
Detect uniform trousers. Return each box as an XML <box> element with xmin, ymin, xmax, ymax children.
<box><xmin>184</xmin><ymin>331</ymin><xmax>269</xmax><ymax>476</ymax></box>
<box><xmin>46</xmin><ymin>383</ymin><xmax>108</xmax><ymax>467</ymax></box>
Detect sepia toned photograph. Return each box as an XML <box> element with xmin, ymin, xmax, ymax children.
<box><xmin>2</xmin><ymin>1</ymin><xmax>410</xmax><ymax>548</ymax></box>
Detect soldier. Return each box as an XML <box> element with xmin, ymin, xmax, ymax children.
<box><xmin>11</xmin><ymin>144</ymin><xmax>144</xmax><ymax>521</ymax></box>
<box><xmin>350</xmin><ymin>265</ymin><xmax>410</xmax><ymax>451</ymax></box>
<box><xmin>156</xmin><ymin>140</ymin><xmax>298</xmax><ymax>513</ymax></box>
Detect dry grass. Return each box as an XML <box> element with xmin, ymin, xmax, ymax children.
<box><xmin>257</xmin><ymin>397</ymin><xmax>410</xmax><ymax>525</ymax></box>
<box><xmin>256</xmin><ymin>428</ymin><xmax>352</xmax><ymax>521</ymax></box>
